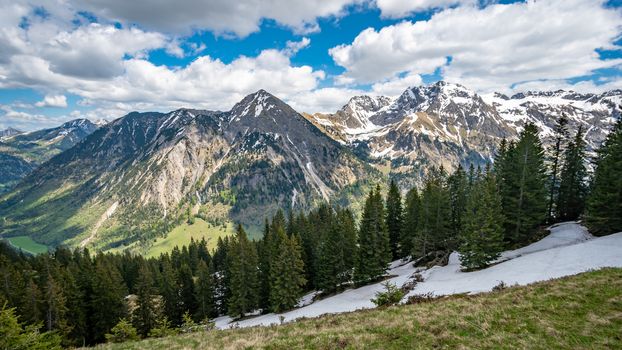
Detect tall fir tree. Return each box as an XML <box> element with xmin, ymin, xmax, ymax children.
<box><xmin>400</xmin><ymin>187</ymin><xmax>421</xmax><ymax>258</ymax></box>
<box><xmin>355</xmin><ymin>186</ymin><xmax>390</xmax><ymax>284</ymax></box>
<box><xmin>413</xmin><ymin>168</ymin><xmax>452</xmax><ymax>258</ymax></box>
<box><xmin>385</xmin><ymin>180</ymin><xmax>404</xmax><ymax>260</ymax></box>
<box><xmin>547</xmin><ymin>115</ymin><xmax>569</xmax><ymax>222</ymax></box>
<box><xmin>500</xmin><ymin>123</ymin><xmax>548</xmax><ymax>244</ymax></box>
<box><xmin>448</xmin><ymin>165</ymin><xmax>468</xmax><ymax>241</ymax></box>
<box><xmin>459</xmin><ymin>166</ymin><xmax>505</xmax><ymax>270</ymax></box>
<box><xmin>194</xmin><ymin>260</ymin><xmax>215</xmax><ymax>321</ymax></box>
<box><xmin>268</xmin><ymin>228</ymin><xmax>306</xmax><ymax>313</ymax></box>
<box><xmin>133</xmin><ymin>264</ymin><xmax>158</xmax><ymax>337</ymax></box>
<box><xmin>227</xmin><ymin>224</ymin><xmax>259</xmax><ymax>317</ymax></box>
<box><xmin>557</xmin><ymin>126</ymin><xmax>588</xmax><ymax>221</ymax></box>
<box><xmin>586</xmin><ymin>115</ymin><xmax>622</xmax><ymax>236</ymax></box>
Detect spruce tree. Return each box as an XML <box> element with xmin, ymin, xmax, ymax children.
<box><xmin>547</xmin><ymin>115</ymin><xmax>569</xmax><ymax>222</ymax></box>
<box><xmin>557</xmin><ymin>126</ymin><xmax>588</xmax><ymax>221</ymax></box>
<box><xmin>336</xmin><ymin>208</ymin><xmax>358</xmax><ymax>282</ymax></box>
<box><xmin>385</xmin><ymin>180</ymin><xmax>404</xmax><ymax>260</ymax></box>
<box><xmin>269</xmin><ymin>228</ymin><xmax>306</xmax><ymax>313</ymax></box>
<box><xmin>195</xmin><ymin>260</ymin><xmax>215</xmax><ymax>321</ymax></box>
<box><xmin>501</xmin><ymin>123</ymin><xmax>548</xmax><ymax>244</ymax></box>
<box><xmin>448</xmin><ymin>165</ymin><xmax>468</xmax><ymax>242</ymax></box>
<box><xmin>400</xmin><ymin>187</ymin><xmax>420</xmax><ymax>258</ymax></box>
<box><xmin>354</xmin><ymin>186</ymin><xmax>390</xmax><ymax>284</ymax></box>
<box><xmin>177</xmin><ymin>264</ymin><xmax>197</xmax><ymax>318</ymax></box>
<box><xmin>228</xmin><ymin>224</ymin><xmax>259</xmax><ymax>317</ymax></box>
<box><xmin>133</xmin><ymin>264</ymin><xmax>158</xmax><ymax>337</ymax></box>
<box><xmin>413</xmin><ymin>168</ymin><xmax>452</xmax><ymax>258</ymax></box>
<box><xmin>459</xmin><ymin>166</ymin><xmax>505</xmax><ymax>270</ymax></box>
<box><xmin>586</xmin><ymin>115</ymin><xmax>622</xmax><ymax>236</ymax></box>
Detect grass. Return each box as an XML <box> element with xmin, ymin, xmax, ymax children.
<box><xmin>93</xmin><ymin>268</ymin><xmax>622</xmax><ymax>350</ymax></box>
<box><xmin>4</xmin><ymin>235</ymin><xmax>49</xmax><ymax>255</ymax></box>
<box><xmin>145</xmin><ymin>218</ymin><xmax>234</xmax><ymax>257</ymax></box>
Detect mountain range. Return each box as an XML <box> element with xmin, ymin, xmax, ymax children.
<box><xmin>0</xmin><ymin>82</ymin><xmax>619</xmax><ymax>253</ymax></box>
<box><xmin>0</xmin><ymin>119</ymin><xmax>101</xmax><ymax>194</ymax></box>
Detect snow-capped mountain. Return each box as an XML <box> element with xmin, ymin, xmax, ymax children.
<box><xmin>308</xmin><ymin>81</ymin><xmax>620</xmax><ymax>185</ymax></box>
<box><xmin>0</xmin><ymin>91</ymin><xmax>376</xmax><ymax>250</ymax></box>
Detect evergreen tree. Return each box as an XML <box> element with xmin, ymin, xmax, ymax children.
<box><xmin>501</xmin><ymin>123</ymin><xmax>548</xmax><ymax>244</ymax></box>
<box><xmin>133</xmin><ymin>264</ymin><xmax>158</xmax><ymax>337</ymax></box>
<box><xmin>194</xmin><ymin>260</ymin><xmax>215</xmax><ymax>321</ymax></box>
<box><xmin>400</xmin><ymin>187</ymin><xmax>420</xmax><ymax>258</ymax></box>
<box><xmin>385</xmin><ymin>180</ymin><xmax>404</xmax><ymax>260</ymax></box>
<box><xmin>547</xmin><ymin>115</ymin><xmax>569</xmax><ymax>222</ymax></box>
<box><xmin>315</xmin><ymin>212</ymin><xmax>344</xmax><ymax>293</ymax></box>
<box><xmin>355</xmin><ymin>186</ymin><xmax>390</xmax><ymax>284</ymax></box>
<box><xmin>586</xmin><ymin>115</ymin><xmax>622</xmax><ymax>236</ymax></box>
<box><xmin>336</xmin><ymin>208</ymin><xmax>358</xmax><ymax>281</ymax></box>
<box><xmin>413</xmin><ymin>168</ymin><xmax>452</xmax><ymax>258</ymax></box>
<box><xmin>90</xmin><ymin>260</ymin><xmax>127</xmax><ymax>343</ymax></box>
<box><xmin>557</xmin><ymin>126</ymin><xmax>588</xmax><ymax>221</ymax></box>
<box><xmin>459</xmin><ymin>166</ymin><xmax>505</xmax><ymax>270</ymax></box>
<box><xmin>448</xmin><ymin>165</ymin><xmax>468</xmax><ymax>241</ymax></box>
<box><xmin>227</xmin><ymin>224</ymin><xmax>259</xmax><ymax>317</ymax></box>
<box><xmin>269</xmin><ymin>228</ymin><xmax>306</xmax><ymax>313</ymax></box>
<box><xmin>177</xmin><ymin>264</ymin><xmax>197</xmax><ymax>318</ymax></box>
<box><xmin>157</xmin><ymin>258</ymin><xmax>181</xmax><ymax>325</ymax></box>
<box><xmin>42</xmin><ymin>271</ymin><xmax>68</xmax><ymax>334</ymax></box>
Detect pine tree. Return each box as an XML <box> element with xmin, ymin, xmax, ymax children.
<box><xmin>269</xmin><ymin>229</ymin><xmax>306</xmax><ymax>313</ymax></box>
<box><xmin>413</xmin><ymin>168</ymin><xmax>452</xmax><ymax>258</ymax></box>
<box><xmin>177</xmin><ymin>264</ymin><xmax>197</xmax><ymax>318</ymax></box>
<box><xmin>90</xmin><ymin>260</ymin><xmax>127</xmax><ymax>343</ymax></box>
<box><xmin>586</xmin><ymin>115</ymin><xmax>622</xmax><ymax>236</ymax></box>
<box><xmin>315</xmin><ymin>211</ymin><xmax>344</xmax><ymax>293</ymax></box>
<box><xmin>336</xmin><ymin>208</ymin><xmax>357</xmax><ymax>282</ymax></box>
<box><xmin>448</xmin><ymin>165</ymin><xmax>468</xmax><ymax>242</ymax></box>
<box><xmin>400</xmin><ymin>187</ymin><xmax>420</xmax><ymax>258</ymax></box>
<box><xmin>194</xmin><ymin>260</ymin><xmax>215</xmax><ymax>321</ymax></box>
<box><xmin>385</xmin><ymin>180</ymin><xmax>404</xmax><ymax>260</ymax></box>
<box><xmin>501</xmin><ymin>123</ymin><xmax>548</xmax><ymax>244</ymax></box>
<box><xmin>459</xmin><ymin>166</ymin><xmax>505</xmax><ymax>270</ymax></box>
<box><xmin>157</xmin><ymin>258</ymin><xmax>181</xmax><ymax>325</ymax></box>
<box><xmin>133</xmin><ymin>264</ymin><xmax>158</xmax><ymax>337</ymax></box>
<box><xmin>355</xmin><ymin>186</ymin><xmax>390</xmax><ymax>284</ymax></box>
<box><xmin>228</xmin><ymin>224</ymin><xmax>259</xmax><ymax>317</ymax></box>
<box><xmin>547</xmin><ymin>115</ymin><xmax>569</xmax><ymax>222</ymax></box>
<box><xmin>557</xmin><ymin>126</ymin><xmax>588</xmax><ymax>221</ymax></box>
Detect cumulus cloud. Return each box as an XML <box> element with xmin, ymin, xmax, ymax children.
<box><xmin>68</xmin><ymin>0</ymin><xmax>362</xmax><ymax>37</ymax></box>
<box><xmin>35</xmin><ymin>94</ymin><xmax>67</xmax><ymax>108</ymax></box>
<box><xmin>375</xmin><ymin>0</ymin><xmax>473</xmax><ymax>18</ymax></box>
<box><xmin>330</xmin><ymin>0</ymin><xmax>622</xmax><ymax>92</ymax></box>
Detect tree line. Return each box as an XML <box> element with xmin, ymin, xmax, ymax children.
<box><xmin>1</xmin><ymin>114</ymin><xmax>621</xmax><ymax>347</ymax></box>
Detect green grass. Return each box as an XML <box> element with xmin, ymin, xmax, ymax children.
<box><xmin>93</xmin><ymin>268</ymin><xmax>622</xmax><ymax>350</ymax></box>
<box><xmin>145</xmin><ymin>218</ymin><xmax>234</xmax><ymax>257</ymax></box>
<box><xmin>4</xmin><ymin>236</ymin><xmax>49</xmax><ymax>255</ymax></box>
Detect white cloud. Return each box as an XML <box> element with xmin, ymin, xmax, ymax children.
<box><xmin>375</xmin><ymin>0</ymin><xmax>473</xmax><ymax>18</ymax></box>
<box><xmin>371</xmin><ymin>71</ymin><xmax>422</xmax><ymax>96</ymax></box>
<box><xmin>284</xmin><ymin>37</ymin><xmax>311</xmax><ymax>56</ymax></box>
<box><xmin>68</xmin><ymin>0</ymin><xmax>363</xmax><ymax>37</ymax></box>
<box><xmin>330</xmin><ymin>0</ymin><xmax>622</xmax><ymax>92</ymax></box>
<box><xmin>510</xmin><ymin>77</ymin><xmax>622</xmax><ymax>95</ymax></box>
<box><xmin>35</xmin><ymin>94</ymin><xmax>67</xmax><ymax>108</ymax></box>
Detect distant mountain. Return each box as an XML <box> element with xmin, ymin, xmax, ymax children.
<box><xmin>1</xmin><ymin>84</ymin><xmax>619</xmax><ymax>254</ymax></box>
<box><xmin>0</xmin><ymin>91</ymin><xmax>377</xmax><ymax>251</ymax></box>
<box><xmin>0</xmin><ymin>127</ymin><xmax>22</xmax><ymax>138</ymax></box>
<box><xmin>308</xmin><ymin>81</ymin><xmax>620</xmax><ymax>187</ymax></box>
<box><xmin>0</xmin><ymin>119</ymin><xmax>99</xmax><ymax>193</ymax></box>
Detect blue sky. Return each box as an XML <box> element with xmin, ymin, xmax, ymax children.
<box><xmin>0</xmin><ymin>0</ymin><xmax>621</xmax><ymax>130</ymax></box>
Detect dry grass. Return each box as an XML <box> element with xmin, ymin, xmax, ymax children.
<box><xmin>93</xmin><ymin>268</ymin><xmax>622</xmax><ymax>350</ymax></box>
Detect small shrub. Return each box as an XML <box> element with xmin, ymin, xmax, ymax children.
<box><xmin>105</xmin><ymin>318</ymin><xmax>139</xmax><ymax>343</ymax></box>
<box><xmin>148</xmin><ymin>317</ymin><xmax>178</xmax><ymax>338</ymax></box>
<box><xmin>492</xmin><ymin>281</ymin><xmax>507</xmax><ymax>292</ymax></box>
<box><xmin>371</xmin><ymin>282</ymin><xmax>405</xmax><ymax>307</ymax></box>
